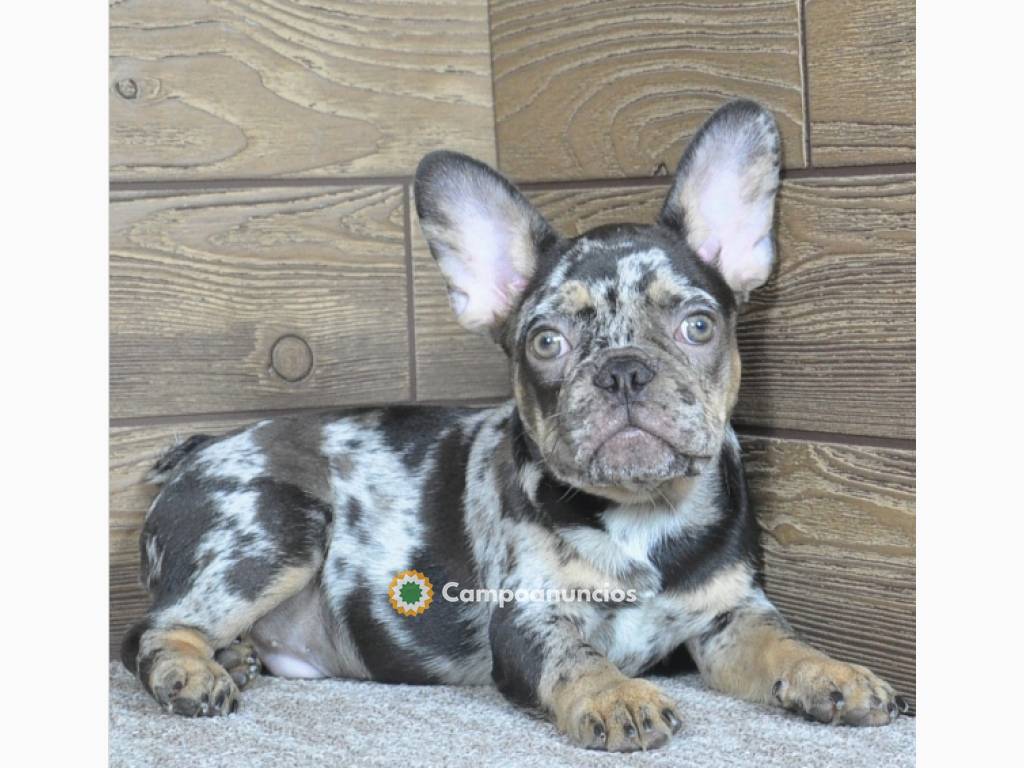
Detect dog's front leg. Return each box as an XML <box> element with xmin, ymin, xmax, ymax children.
<box><xmin>489</xmin><ymin>603</ymin><xmax>683</xmax><ymax>751</ymax></box>
<box><xmin>686</xmin><ymin>590</ymin><xmax>909</xmax><ymax>725</ymax></box>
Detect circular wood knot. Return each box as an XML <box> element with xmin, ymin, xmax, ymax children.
<box><xmin>115</xmin><ymin>78</ymin><xmax>139</xmax><ymax>100</ymax></box>
<box><xmin>270</xmin><ymin>335</ymin><xmax>314</xmax><ymax>382</ymax></box>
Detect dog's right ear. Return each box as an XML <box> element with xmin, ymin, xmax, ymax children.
<box><xmin>414</xmin><ymin>151</ymin><xmax>557</xmax><ymax>335</ymax></box>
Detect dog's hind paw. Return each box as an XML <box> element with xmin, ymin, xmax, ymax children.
<box><xmin>148</xmin><ymin>651</ymin><xmax>239</xmax><ymax>717</ymax></box>
<box><xmin>215</xmin><ymin>639</ymin><xmax>262</xmax><ymax>690</ymax></box>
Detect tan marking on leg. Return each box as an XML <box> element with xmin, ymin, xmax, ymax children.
<box><xmin>690</xmin><ymin>602</ymin><xmax>903</xmax><ymax>726</ymax></box>
<box><xmin>696</xmin><ymin>616</ymin><xmax>819</xmax><ymax>703</ymax></box>
<box><xmin>550</xmin><ymin>662</ymin><xmax>625</xmax><ymax>731</ymax></box>
<box><xmin>154</xmin><ymin>563</ymin><xmax>317</xmax><ymax>648</ymax></box>
<box><xmin>256</xmin><ymin>565</ymin><xmax>317</xmax><ymax>612</ymax></box>
<box><xmin>159</xmin><ymin>628</ymin><xmax>213</xmax><ymax>659</ymax></box>
<box><xmin>137</xmin><ymin>564</ymin><xmax>318</xmax><ymax>716</ymax></box>
<box><xmin>546</xmin><ymin>661</ymin><xmax>682</xmax><ymax>752</ymax></box>
<box><xmin>139</xmin><ymin>627</ymin><xmax>239</xmax><ymax>717</ymax></box>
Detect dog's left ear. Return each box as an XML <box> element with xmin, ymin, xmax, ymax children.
<box><xmin>659</xmin><ymin>100</ymin><xmax>781</xmax><ymax>301</ymax></box>
<box><xmin>414</xmin><ymin>151</ymin><xmax>557</xmax><ymax>335</ymax></box>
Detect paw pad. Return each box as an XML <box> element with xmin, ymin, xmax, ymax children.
<box><xmin>774</xmin><ymin>658</ymin><xmax>905</xmax><ymax>727</ymax></box>
<box><xmin>566</xmin><ymin>678</ymin><xmax>681</xmax><ymax>752</ymax></box>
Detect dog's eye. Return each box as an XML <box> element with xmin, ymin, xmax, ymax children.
<box><xmin>530</xmin><ymin>329</ymin><xmax>569</xmax><ymax>360</ymax></box>
<box><xmin>680</xmin><ymin>313</ymin><xmax>715</xmax><ymax>344</ymax></box>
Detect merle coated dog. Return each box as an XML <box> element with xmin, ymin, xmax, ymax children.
<box><xmin>121</xmin><ymin>101</ymin><xmax>906</xmax><ymax>751</ymax></box>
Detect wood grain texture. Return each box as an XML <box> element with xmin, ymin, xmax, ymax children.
<box><xmin>110</xmin><ymin>0</ymin><xmax>496</xmax><ymax>180</ymax></box>
<box><xmin>490</xmin><ymin>0</ymin><xmax>806</xmax><ymax>181</ymax></box>
<box><xmin>111</xmin><ymin>559</ymin><xmax>150</xmax><ymax>663</ymax></box>
<box><xmin>111</xmin><ymin>185</ymin><xmax>411</xmax><ymax>419</ymax></box>
<box><xmin>805</xmin><ymin>0</ymin><xmax>916</xmax><ymax>165</ymax></box>
<box><xmin>739</xmin><ymin>173</ymin><xmax>915</xmax><ymax>438</ymax></box>
<box><xmin>110</xmin><ymin>417</ymin><xmax>253</xmax><ymax>660</ymax></box>
<box><xmin>414</xmin><ymin>175</ymin><xmax>915</xmax><ymax>439</ymax></box>
<box><xmin>741</xmin><ymin>435</ymin><xmax>916</xmax><ymax>709</ymax></box>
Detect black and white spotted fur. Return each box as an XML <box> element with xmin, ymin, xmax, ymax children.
<box><xmin>122</xmin><ymin>101</ymin><xmax>906</xmax><ymax>751</ymax></box>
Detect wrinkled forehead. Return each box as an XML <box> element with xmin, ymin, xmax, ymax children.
<box><xmin>519</xmin><ymin>231</ymin><xmax>733</xmax><ymax>333</ymax></box>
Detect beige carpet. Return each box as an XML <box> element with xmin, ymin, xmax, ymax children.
<box><xmin>109</xmin><ymin>663</ymin><xmax>914</xmax><ymax>767</ymax></box>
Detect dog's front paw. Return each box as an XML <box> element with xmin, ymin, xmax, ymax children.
<box><xmin>147</xmin><ymin>651</ymin><xmax>239</xmax><ymax>717</ymax></box>
<box><xmin>772</xmin><ymin>656</ymin><xmax>909</xmax><ymax>726</ymax></box>
<box><xmin>565</xmin><ymin>678</ymin><xmax>682</xmax><ymax>752</ymax></box>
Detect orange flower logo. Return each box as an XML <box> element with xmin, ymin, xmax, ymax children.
<box><xmin>388</xmin><ymin>570</ymin><xmax>434</xmax><ymax>616</ymax></box>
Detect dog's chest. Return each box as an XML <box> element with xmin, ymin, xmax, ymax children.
<box><xmin>579</xmin><ymin>562</ymin><xmax>752</xmax><ymax>675</ymax></box>
<box><xmin>555</xmin><ymin>503</ymin><xmax>749</xmax><ymax>675</ymax></box>
<box><xmin>563</xmin><ymin>510</ymin><xmax>676</xmax><ymax>576</ymax></box>
<box><xmin>557</xmin><ymin>492</ymin><xmax>720</xmax><ymax>585</ymax></box>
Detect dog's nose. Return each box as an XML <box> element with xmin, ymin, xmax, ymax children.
<box><xmin>593</xmin><ymin>356</ymin><xmax>656</xmax><ymax>400</ymax></box>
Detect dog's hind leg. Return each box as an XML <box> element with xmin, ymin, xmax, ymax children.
<box><xmin>121</xmin><ymin>537</ymin><xmax>326</xmax><ymax>717</ymax></box>
<box><xmin>120</xmin><ymin>435</ymin><xmax>332</xmax><ymax>717</ymax></box>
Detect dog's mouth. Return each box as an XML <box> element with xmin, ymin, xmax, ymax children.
<box><xmin>588</xmin><ymin>425</ymin><xmax>712</xmax><ymax>486</ymax></box>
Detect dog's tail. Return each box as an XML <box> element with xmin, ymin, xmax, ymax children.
<box><xmin>146</xmin><ymin>434</ymin><xmax>216</xmax><ymax>484</ymax></box>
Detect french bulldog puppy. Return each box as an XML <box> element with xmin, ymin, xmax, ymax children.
<box><xmin>121</xmin><ymin>100</ymin><xmax>906</xmax><ymax>751</ymax></box>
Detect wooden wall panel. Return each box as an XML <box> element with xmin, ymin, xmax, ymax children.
<box><xmin>111</xmin><ymin>560</ymin><xmax>149</xmax><ymax>663</ymax></box>
<box><xmin>110</xmin><ymin>185</ymin><xmax>410</xmax><ymax>418</ymax></box>
<box><xmin>805</xmin><ymin>0</ymin><xmax>916</xmax><ymax>165</ymax></box>
<box><xmin>414</xmin><ymin>174</ymin><xmax>915</xmax><ymax>439</ymax></box>
<box><xmin>108</xmin><ymin>0</ymin><xmax>916</xmax><ymax>702</ymax></box>
<box><xmin>740</xmin><ymin>173</ymin><xmax>915</xmax><ymax>438</ymax></box>
<box><xmin>110</xmin><ymin>417</ymin><xmax>252</xmax><ymax>660</ymax></box>
<box><xmin>490</xmin><ymin>0</ymin><xmax>806</xmax><ymax>181</ymax></box>
<box><xmin>110</xmin><ymin>0</ymin><xmax>496</xmax><ymax>180</ymax></box>
<box><xmin>742</xmin><ymin>435</ymin><xmax>916</xmax><ymax>709</ymax></box>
